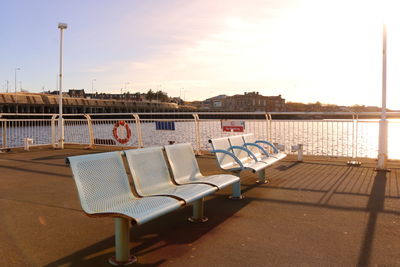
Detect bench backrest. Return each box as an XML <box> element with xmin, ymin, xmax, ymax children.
<box><xmin>67</xmin><ymin>152</ymin><xmax>135</xmax><ymax>215</ymax></box>
<box><xmin>228</xmin><ymin>135</ymin><xmax>251</xmax><ymax>162</ymax></box>
<box><xmin>164</xmin><ymin>143</ymin><xmax>202</xmax><ymax>184</ymax></box>
<box><xmin>124</xmin><ymin>146</ymin><xmax>175</xmax><ymax>196</ymax></box>
<box><xmin>209</xmin><ymin>137</ymin><xmax>237</xmax><ymax>169</ymax></box>
<box><xmin>242</xmin><ymin>133</ymin><xmax>263</xmax><ymax>158</ymax></box>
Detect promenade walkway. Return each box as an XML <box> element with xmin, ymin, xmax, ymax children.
<box><xmin>1</xmin><ymin>147</ymin><xmax>400</xmax><ymax>266</ymax></box>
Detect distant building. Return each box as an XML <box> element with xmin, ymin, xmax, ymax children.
<box><xmin>201</xmin><ymin>95</ymin><xmax>228</xmax><ymax>110</ymax></box>
<box><xmin>68</xmin><ymin>89</ymin><xmax>85</xmax><ymax>98</ymax></box>
<box><xmin>201</xmin><ymin>92</ymin><xmax>286</xmax><ymax>112</ymax></box>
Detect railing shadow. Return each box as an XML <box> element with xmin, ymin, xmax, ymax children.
<box><xmin>241</xmin><ymin>160</ymin><xmax>399</xmax><ymax>267</ymax></box>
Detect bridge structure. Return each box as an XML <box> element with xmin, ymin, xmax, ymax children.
<box><xmin>0</xmin><ymin>93</ymin><xmax>194</xmax><ymax>113</ymax></box>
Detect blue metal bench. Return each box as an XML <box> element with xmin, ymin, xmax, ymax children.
<box><xmin>164</xmin><ymin>143</ymin><xmax>242</xmax><ymax>199</ymax></box>
<box><xmin>124</xmin><ymin>146</ymin><xmax>218</xmax><ymax>222</ymax></box>
<box><xmin>66</xmin><ymin>151</ymin><xmax>182</xmax><ymax>265</ymax></box>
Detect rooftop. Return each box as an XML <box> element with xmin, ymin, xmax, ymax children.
<box><xmin>1</xmin><ymin>148</ymin><xmax>400</xmax><ymax>266</ymax></box>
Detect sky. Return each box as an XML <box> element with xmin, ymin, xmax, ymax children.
<box><xmin>1</xmin><ymin>0</ymin><xmax>400</xmax><ymax>108</ymax></box>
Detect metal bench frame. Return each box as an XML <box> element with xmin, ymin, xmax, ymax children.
<box><xmin>66</xmin><ymin>151</ymin><xmax>182</xmax><ymax>265</ymax></box>
<box><xmin>124</xmin><ymin>146</ymin><xmax>218</xmax><ymax>223</ymax></box>
<box><xmin>209</xmin><ymin>134</ymin><xmax>287</xmax><ymax>184</ymax></box>
<box><xmin>164</xmin><ymin>143</ymin><xmax>242</xmax><ymax>199</ymax></box>
<box><xmin>242</xmin><ymin>133</ymin><xmax>287</xmax><ymax>161</ymax></box>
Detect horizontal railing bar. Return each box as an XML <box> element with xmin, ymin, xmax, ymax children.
<box><xmin>2</xmin><ymin>111</ymin><xmax>400</xmax><ymax>117</ymax></box>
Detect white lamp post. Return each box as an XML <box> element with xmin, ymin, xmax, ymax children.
<box><xmin>58</xmin><ymin>22</ymin><xmax>67</xmax><ymax>149</ymax></box>
<box><xmin>14</xmin><ymin>68</ymin><xmax>20</xmax><ymax>113</ymax></box>
<box><xmin>91</xmin><ymin>79</ymin><xmax>96</xmax><ymax>96</ymax></box>
<box><xmin>124</xmin><ymin>82</ymin><xmax>129</xmax><ymax>101</ymax></box>
<box><xmin>377</xmin><ymin>24</ymin><xmax>388</xmax><ymax>170</ymax></box>
<box><xmin>14</xmin><ymin>68</ymin><xmax>20</xmax><ymax>93</ymax></box>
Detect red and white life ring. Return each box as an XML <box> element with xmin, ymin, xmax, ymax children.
<box><xmin>112</xmin><ymin>120</ymin><xmax>132</xmax><ymax>144</ymax></box>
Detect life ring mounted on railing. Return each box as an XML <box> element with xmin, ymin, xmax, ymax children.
<box><xmin>112</xmin><ymin>120</ymin><xmax>132</xmax><ymax>144</ymax></box>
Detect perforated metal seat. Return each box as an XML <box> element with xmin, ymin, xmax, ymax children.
<box><xmin>67</xmin><ymin>151</ymin><xmax>182</xmax><ymax>265</ymax></box>
<box><xmin>125</xmin><ymin>146</ymin><xmax>217</xmax><ymax>203</ymax></box>
<box><xmin>164</xmin><ymin>143</ymin><xmax>241</xmax><ymax>198</ymax></box>
<box><xmin>242</xmin><ymin>133</ymin><xmax>287</xmax><ymax>161</ymax></box>
<box><xmin>67</xmin><ymin>151</ymin><xmax>181</xmax><ymax>224</ymax></box>
<box><xmin>124</xmin><ymin>146</ymin><xmax>217</xmax><ymax>222</ymax></box>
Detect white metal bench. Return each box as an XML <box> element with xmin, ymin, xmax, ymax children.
<box><xmin>209</xmin><ymin>136</ymin><xmax>270</xmax><ymax>184</ymax></box>
<box><xmin>124</xmin><ymin>146</ymin><xmax>218</xmax><ymax>222</ymax></box>
<box><xmin>229</xmin><ymin>135</ymin><xmax>280</xmax><ymax>166</ymax></box>
<box><xmin>164</xmin><ymin>143</ymin><xmax>242</xmax><ymax>199</ymax></box>
<box><xmin>66</xmin><ymin>151</ymin><xmax>182</xmax><ymax>265</ymax></box>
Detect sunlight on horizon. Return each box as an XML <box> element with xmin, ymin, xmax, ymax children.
<box><xmin>117</xmin><ymin>0</ymin><xmax>400</xmax><ymax>108</ymax></box>
<box><xmin>2</xmin><ymin>0</ymin><xmax>400</xmax><ymax>109</ymax></box>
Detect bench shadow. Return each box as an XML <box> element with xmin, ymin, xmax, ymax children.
<box><xmin>41</xmin><ymin>156</ymin><xmax>400</xmax><ymax>267</ymax></box>
<box><xmin>275</xmin><ymin>161</ymin><xmax>300</xmax><ymax>171</ymax></box>
<box><xmin>42</xmin><ymin>194</ymin><xmax>251</xmax><ymax>267</ymax></box>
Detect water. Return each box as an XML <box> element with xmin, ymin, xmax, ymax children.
<box><xmin>2</xmin><ymin>119</ymin><xmax>400</xmax><ymax>159</ymax></box>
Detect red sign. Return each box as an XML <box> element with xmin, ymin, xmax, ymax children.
<box><xmin>221</xmin><ymin>120</ymin><xmax>245</xmax><ymax>132</ymax></box>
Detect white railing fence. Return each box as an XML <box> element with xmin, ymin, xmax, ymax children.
<box><xmin>0</xmin><ymin>112</ymin><xmax>399</xmax><ymax>160</ymax></box>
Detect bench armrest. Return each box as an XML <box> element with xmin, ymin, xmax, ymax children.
<box><xmin>210</xmin><ymin>149</ymin><xmax>244</xmax><ymax>169</ymax></box>
<box><xmin>228</xmin><ymin>145</ymin><xmax>258</xmax><ymax>162</ymax></box>
<box><xmin>243</xmin><ymin>142</ymin><xmax>270</xmax><ymax>157</ymax></box>
<box><xmin>255</xmin><ymin>140</ymin><xmax>279</xmax><ymax>153</ymax></box>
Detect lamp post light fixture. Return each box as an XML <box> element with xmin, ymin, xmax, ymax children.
<box><xmin>57</xmin><ymin>22</ymin><xmax>67</xmax><ymax>149</ymax></box>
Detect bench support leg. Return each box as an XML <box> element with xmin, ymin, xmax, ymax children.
<box><xmin>229</xmin><ymin>174</ymin><xmax>244</xmax><ymax>199</ymax></box>
<box><xmin>256</xmin><ymin>169</ymin><xmax>269</xmax><ymax>184</ymax></box>
<box><xmin>109</xmin><ymin>217</ymin><xmax>137</xmax><ymax>266</ymax></box>
<box><xmin>188</xmin><ymin>198</ymin><xmax>208</xmax><ymax>223</ymax></box>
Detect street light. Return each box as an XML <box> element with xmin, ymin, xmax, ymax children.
<box><xmin>377</xmin><ymin>24</ymin><xmax>388</xmax><ymax>170</ymax></box>
<box><xmin>92</xmin><ymin>79</ymin><xmax>96</xmax><ymax>95</ymax></box>
<box><xmin>14</xmin><ymin>68</ymin><xmax>20</xmax><ymax>113</ymax></box>
<box><xmin>58</xmin><ymin>22</ymin><xmax>67</xmax><ymax>149</ymax></box>
<box><xmin>14</xmin><ymin>68</ymin><xmax>20</xmax><ymax>93</ymax></box>
<box><xmin>124</xmin><ymin>82</ymin><xmax>129</xmax><ymax>91</ymax></box>
<box><xmin>124</xmin><ymin>82</ymin><xmax>130</xmax><ymax>101</ymax></box>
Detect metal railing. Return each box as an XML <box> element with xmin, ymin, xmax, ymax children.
<box><xmin>1</xmin><ymin>112</ymin><xmax>399</xmax><ymax>160</ymax></box>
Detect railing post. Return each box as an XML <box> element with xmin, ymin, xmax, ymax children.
<box><xmin>84</xmin><ymin>114</ymin><xmax>94</xmax><ymax>148</ymax></box>
<box><xmin>51</xmin><ymin>115</ymin><xmax>58</xmax><ymax>148</ymax></box>
<box><xmin>354</xmin><ymin>114</ymin><xmax>359</xmax><ymax>159</ymax></box>
<box><xmin>192</xmin><ymin>113</ymin><xmax>201</xmax><ymax>155</ymax></box>
<box><xmin>1</xmin><ymin>119</ymin><xmax>6</xmax><ymax>149</ymax></box>
<box><xmin>347</xmin><ymin>114</ymin><xmax>361</xmax><ymax>166</ymax></box>
<box><xmin>297</xmin><ymin>144</ymin><xmax>303</xmax><ymax>162</ymax></box>
<box><xmin>265</xmin><ymin>113</ymin><xmax>272</xmax><ymax>142</ymax></box>
<box><xmin>132</xmin><ymin>114</ymin><xmax>143</xmax><ymax>148</ymax></box>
